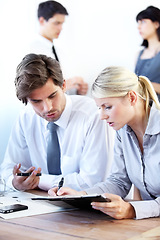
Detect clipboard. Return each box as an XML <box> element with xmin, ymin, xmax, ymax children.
<box><xmin>31</xmin><ymin>194</ymin><xmax>111</xmax><ymax>209</ymax></box>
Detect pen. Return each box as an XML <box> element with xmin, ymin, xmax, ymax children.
<box><xmin>58</xmin><ymin>177</ymin><xmax>64</xmax><ymax>190</ymax></box>
<box><xmin>16</xmin><ymin>172</ymin><xmax>42</xmax><ymax>176</ymax></box>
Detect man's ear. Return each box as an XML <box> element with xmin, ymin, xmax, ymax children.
<box><xmin>128</xmin><ymin>91</ymin><xmax>137</xmax><ymax>105</ymax></box>
<box><xmin>62</xmin><ymin>80</ymin><xmax>66</xmax><ymax>92</ymax></box>
<box><xmin>39</xmin><ymin>17</ymin><xmax>45</xmax><ymax>25</ymax></box>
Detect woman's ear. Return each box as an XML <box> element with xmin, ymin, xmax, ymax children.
<box><xmin>154</xmin><ymin>21</ymin><xmax>160</xmax><ymax>29</ymax></box>
<box><xmin>128</xmin><ymin>91</ymin><xmax>137</xmax><ymax>105</ymax></box>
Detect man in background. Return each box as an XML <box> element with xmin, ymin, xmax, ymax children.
<box><xmin>29</xmin><ymin>0</ymin><xmax>88</xmax><ymax>95</ymax></box>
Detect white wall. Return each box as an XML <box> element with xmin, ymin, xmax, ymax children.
<box><xmin>0</xmin><ymin>0</ymin><xmax>160</xmax><ymax>163</ymax></box>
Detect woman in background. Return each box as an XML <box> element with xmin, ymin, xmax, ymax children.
<box><xmin>49</xmin><ymin>66</ymin><xmax>160</xmax><ymax>220</ymax></box>
<box><xmin>135</xmin><ymin>6</ymin><xmax>160</xmax><ymax>101</ymax></box>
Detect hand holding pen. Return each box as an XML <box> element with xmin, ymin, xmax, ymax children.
<box><xmin>47</xmin><ymin>178</ymin><xmax>64</xmax><ymax>196</ymax></box>
<box><xmin>12</xmin><ymin>164</ymin><xmax>41</xmax><ymax>191</ymax></box>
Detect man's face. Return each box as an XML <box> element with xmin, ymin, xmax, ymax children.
<box><xmin>27</xmin><ymin>78</ymin><xmax>66</xmax><ymax>122</ymax></box>
<box><xmin>40</xmin><ymin>14</ymin><xmax>66</xmax><ymax>41</ymax></box>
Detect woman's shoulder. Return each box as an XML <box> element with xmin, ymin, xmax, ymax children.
<box><xmin>135</xmin><ymin>47</ymin><xmax>144</xmax><ymax>63</ymax></box>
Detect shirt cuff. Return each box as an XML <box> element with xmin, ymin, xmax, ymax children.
<box><xmin>38</xmin><ymin>173</ymin><xmax>62</xmax><ymax>191</ymax></box>
<box><xmin>130</xmin><ymin>199</ymin><xmax>160</xmax><ymax>219</ymax></box>
<box><xmin>6</xmin><ymin>175</ymin><xmax>16</xmax><ymax>191</ymax></box>
<box><xmin>5</xmin><ymin>175</ymin><xmax>20</xmax><ymax>193</ymax></box>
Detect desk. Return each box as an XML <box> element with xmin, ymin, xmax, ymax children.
<box><xmin>0</xmin><ymin>191</ymin><xmax>160</xmax><ymax>240</ymax></box>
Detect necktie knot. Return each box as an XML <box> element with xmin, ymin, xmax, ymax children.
<box><xmin>47</xmin><ymin>122</ymin><xmax>58</xmax><ymax>132</ymax></box>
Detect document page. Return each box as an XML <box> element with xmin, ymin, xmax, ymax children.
<box><xmin>0</xmin><ymin>191</ymin><xmax>73</xmax><ymax>220</ymax></box>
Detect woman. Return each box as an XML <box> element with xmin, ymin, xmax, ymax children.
<box><xmin>49</xmin><ymin>66</ymin><xmax>160</xmax><ymax>220</ymax></box>
<box><xmin>135</xmin><ymin>6</ymin><xmax>160</xmax><ymax>101</ymax></box>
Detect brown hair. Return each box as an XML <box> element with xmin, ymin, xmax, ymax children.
<box><xmin>15</xmin><ymin>53</ymin><xmax>64</xmax><ymax>104</ymax></box>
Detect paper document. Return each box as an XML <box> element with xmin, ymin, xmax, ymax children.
<box><xmin>0</xmin><ymin>191</ymin><xmax>73</xmax><ymax>220</ymax></box>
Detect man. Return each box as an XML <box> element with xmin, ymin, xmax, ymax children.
<box><xmin>1</xmin><ymin>53</ymin><xmax>112</xmax><ymax>192</ymax></box>
<box><xmin>29</xmin><ymin>0</ymin><xmax>88</xmax><ymax>95</ymax></box>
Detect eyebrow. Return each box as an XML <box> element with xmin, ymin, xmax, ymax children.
<box><xmin>29</xmin><ymin>90</ymin><xmax>58</xmax><ymax>102</ymax></box>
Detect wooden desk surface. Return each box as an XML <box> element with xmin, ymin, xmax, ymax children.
<box><xmin>0</xmin><ymin>191</ymin><xmax>160</xmax><ymax>240</ymax></box>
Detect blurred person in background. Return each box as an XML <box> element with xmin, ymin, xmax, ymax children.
<box><xmin>29</xmin><ymin>0</ymin><xmax>88</xmax><ymax>95</ymax></box>
<box><xmin>135</xmin><ymin>6</ymin><xmax>160</xmax><ymax>101</ymax></box>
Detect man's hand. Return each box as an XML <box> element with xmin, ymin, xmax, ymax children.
<box><xmin>77</xmin><ymin>82</ymin><xmax>88</xmax><ymax>95</ymax></box>
<box><xmin>66</xmin><ymin>77</ymin><xmax>88</xmax><ymax>95</ymax></box>
<box><xmin>12</xmin><ymin>163</ymin><xmax>41</xmax><ymax>191</ymax></box>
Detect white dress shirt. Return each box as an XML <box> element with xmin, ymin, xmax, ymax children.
<box><xmin>29</xmin><ymin>34</ymin><xmax>55</xmax><ymax>59</ymax></box>
<box><xmin>1</xmin><ymin>95</ymin><xmax>113</xmax><ymax>191</ymax></box>
<box><xmin>86</xmin><ymin>102</ymin><xmax>160</xmax><ymax>219</ymax></box>
<box><xmin>28</xmin><ymin>34</ymin><xmax>77</xmax><ymax>95</ymax></box>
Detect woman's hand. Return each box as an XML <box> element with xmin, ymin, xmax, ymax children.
<box><xmin>48</xmin><ymin>186</ymin><xmax>86</xmax><ymax>196</ymax></box>
<box><xmin>91</xmin><ymin>193</ymin><xmax>136</xmax><ymax>219</ymax></box>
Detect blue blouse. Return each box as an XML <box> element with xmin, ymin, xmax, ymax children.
<box><xmin>135</xmin><ymin>49</ymin><xmax>160</xmax><ymax>101</ymax></box>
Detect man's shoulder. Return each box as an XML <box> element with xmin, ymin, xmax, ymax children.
<box><xmin>70</xmin><ymin>95</ymin><xmax>96</xmax><ymax>108</ymax></box>
<box><xmin>70</xmin><ymin>95</ymin><xmax>98</xmax><ymax>117</ymax></box>
<box><xmin>19</xmin><ymin>104</ymin><xmax>38</xmax><ymax>120</ymax></box>
<box><xmin>28</xmin><ymin>34</ymin><xmax>53</xmax><ymax>57</ymax></box>
<box><xmin>18</xmin><ymin>105</ymin><xmax>45</xmax><ymax>130</ymax></box>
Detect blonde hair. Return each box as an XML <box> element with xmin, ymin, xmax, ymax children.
<box><xmin>92</xmin><ymin>66</ymin><xmax>160</xmax><ymax>114</ymax></box>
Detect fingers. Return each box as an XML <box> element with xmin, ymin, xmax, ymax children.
<box><xmin>24</xmin><ymin>166</ymin><xmax>36</xmax><ymax>175</ymax></box>
<box><xmin>48</xmin><ymin>187</ymin><xmax>58</xmax><ymax>196</ymax></box>
<box><xmin>48</xmin><ymin>186</ymin><xmax>79</xmax><ymax>196</ymax></box>
<box><xmin>20</xmin><ymin>168</ymin><xmax>41</xmax><ymax>189</ymax></box>
<box><xmin>29</xmin><ymin>177</ymin><xmax>40</xmax><ymax>190</ymax></box>
<box><xmin>12</xmin><ymin>166</ymin><xmax>41</xmax><ymax>191</ymax></box>
<box><xmin>57</xmin><ymin>187</ymin><xmax>80</xmax><ymax>196</ymax></box>
<box><xmin>77</xmin><ymin>83</ymin><xmax>88</xmax><ymax>95</ymax></box>
<box><xmin>13</xmin><ymin>163</ymin><xmax>21</xmax><ymax>175</ymax></box>
<box><xmin>48</xmin><ymin>187</ymin><xmax>85</xmax><ymax>197</ymax></box>
<box><xmin>91</xmin><ymin>193</ymin><xmax>135</xmax><ymax>219</ymax></box>
<box><xmin>66</xmin><ymin>77</ymin><xmax>88</xmax><ymax>95</ymax></box>
<box><xmin>91</xmin><ymin>193</ymin><xmax>116</xmax><ymax>215</ymax></box>
<box><xmin>28</xmin><ymin>167</ymin><xmax>41</xmax><ymax>177</ymax></box>
<box><xmin>71</xmin><ymin>76</ymin><xmax>84</xmax><ymax>84</ymax></box>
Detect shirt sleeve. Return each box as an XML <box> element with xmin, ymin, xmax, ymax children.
<box><xmin>130</xmin><ymin>197</ymin><xmax>160</xmax><ymax>219</ymax></box>
<box><xmin>1</xmin><ymin>102</ymin><xmax>113</xmax><ymax>192</ymax></box>
<box><xmin>1</xmin><ymin>114</ymin><xmax>31</xmax><ymax>188</ymax></box>
<box><xmin>59</xmin><ymin>117</ymin><xmax>114</xmax><ymax>191</ymax></box>
<box><xmin>86</xmin><ymin>131</ymin><xmax>132</xmax><ymax>197</ymax></box>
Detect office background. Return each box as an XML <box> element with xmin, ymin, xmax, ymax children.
<box><xmin>0</xmin><ymin>0</ymin><xmax>159</xmax><ymax>164</ymax></box>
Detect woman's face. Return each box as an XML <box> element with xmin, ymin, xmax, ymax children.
<box><xmin>137</xmin><ymin>19</ymin><xmax>159</xmax><ymax>40</ymax></box>
<box><xmin>94</xmin><ymin>94</ymin><xmax>135</xmax><ymax>131</ymax></box>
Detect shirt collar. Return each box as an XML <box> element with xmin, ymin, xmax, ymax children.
<box><xmin>55</xmin><ymin>94</ymin><xmax>72</xmax><ymax>129</ymax></box>
<box><xmin>37</xmin><ymin>34</ymin><xmax>53</xmax><ymax>48</ymax></box>
<box><xmin>145</xmin><ymin>102</ymin><xmax>160</xmax><ymax>135</ymax></box>
<box><xmin>125</xmin><ymin>102</ymin><xmax>160</xmax><ymax>135</ymax></box>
